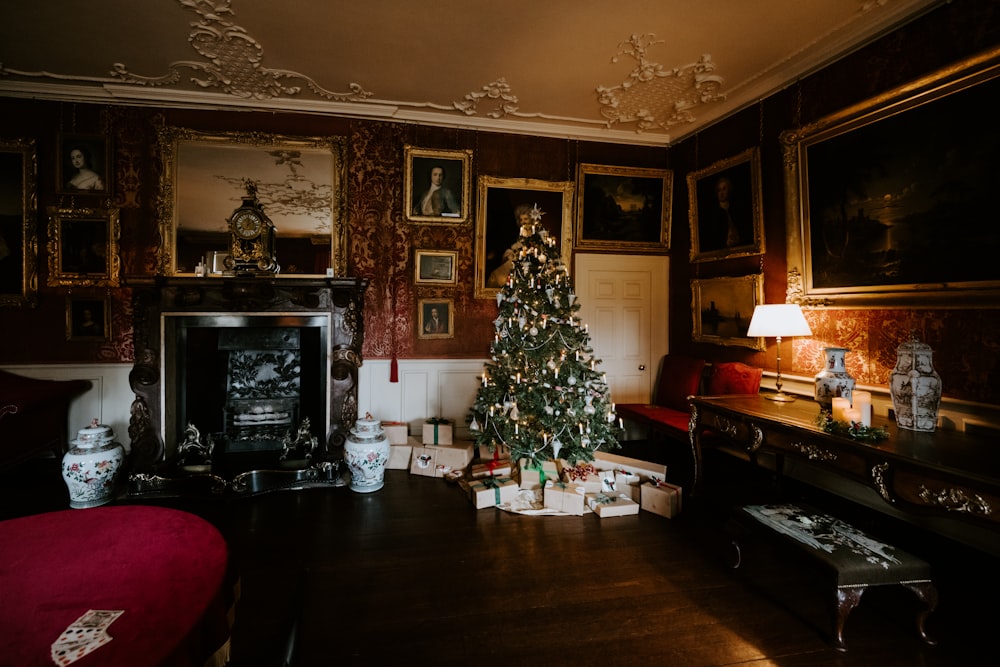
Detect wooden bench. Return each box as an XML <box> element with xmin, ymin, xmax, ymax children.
<box><xmin>728</xmin><ymin>503</ymin><xmax>938</xmax><ymax>652</ymax></box>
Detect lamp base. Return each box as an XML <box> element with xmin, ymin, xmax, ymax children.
<box><xmin>765</xmin><ymin>391</ymin><xmax>798</xmax><ymax>402</ymax></box>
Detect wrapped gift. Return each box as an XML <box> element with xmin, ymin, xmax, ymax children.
<box><xmin>470</xmin><ymin>458</ymin><xmax>513</xmax><ymax>479</ymax></box>
<box><xmin>599</xmin><ymin>469</ymin><xmax>619</xmax><ymax>494</ymax></box>
<box><xmin>586</xmin><ymin>492</ymin><xmax>640</xmax><ymax>518</ymax></box>
<box><xmin>469</xmin><ymin>476</ymin><xmax>518</xmax><ymax>509</ymax></box>
<box><xmin>558</xmin><ymin>460</ymin><xmax>603</xmax><ymax>494</ymax></box>
<box><xmin>382</xmin><ymin>421</ymin><xmax>409</xmax><ymax>445</ymax></box>
<box><xmin>593</xmin><ymin>452</ymin><xmax>666</xmax><ymax>483</ymax></box>
<box><xmin>423</xmin><ymin>418</ymin><xmax>453</xmax><ymax>445</ymax></box>
<box><xmin>409</xmin><ymin>442</ymin><xmax>474</xmax><ymax>477</ymax></box>
<box><xmin>543</xmin><ymin>480</ymin><xmax>585</xmax><ymax>515</ymax></box>
<box><xmin>640</xmin><ymin>480</ymin><xmax>683</xmax><ymax>518</ymax></box>
<box><xmin>434</xmin><ymin>464</ymin><xmax>453</xmax><ymax>478</ymax></box>
<box><xmin>386</xmin><ymin>443</ymin><xmax>412</xmax><ymax>470</ymax></box>
<box><xmin>514</xmin><ymin>458</ymin><xmax>558</xmax><ymax>490</ymax></box>
<box><xmin>614</xmin><ymin>469</ymin><xmax>643</xmax><ymax>501</ymax></box>
<box><xmin>477</xmin><ymin>443</ymin><xmax>510</xmax><ymax>460</ymax></box>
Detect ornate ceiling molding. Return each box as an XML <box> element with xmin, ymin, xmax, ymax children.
<box><xmin>110</xmin><ymin>0</ymin><xmax>371</xmax><ymax>102</ymax></box>
<box><xmin>596</xmin><ymin>34</ymin><xmax>726</xmax><ymax>133</ymax></box>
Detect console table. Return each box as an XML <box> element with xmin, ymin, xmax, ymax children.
<box><xmin>689</xmin><ymin>395</ymin><xmax>1000</xmax><ymax>532</ymax></box>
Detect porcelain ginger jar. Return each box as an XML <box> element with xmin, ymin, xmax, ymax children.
<box><xmin>61</xmin><ymin>419</ymin><xmax>125</xmax><ymax>509</ymax></box>
<box><xmin>890</xmin><ymin>334</ymin><xmax>942</xmax><ymax>432</ymax></box>
<box><xmin>343</xmin><ymin>413</ymin><xmax>391</xmax><ymax>493</ymax></box>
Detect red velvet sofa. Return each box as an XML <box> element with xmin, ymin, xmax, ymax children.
<box><xmin>0</xmin><ymin>370</ymin><xmax>91</xmax><ymax>469</ymax></box>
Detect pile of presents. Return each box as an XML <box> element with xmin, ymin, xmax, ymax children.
<box><xmin>382</xmin><ymin>418</ymin><xmax>682</xmax><ymax>519</ymax></box>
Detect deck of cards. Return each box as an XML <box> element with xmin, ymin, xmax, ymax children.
<box><xmin>51</xmin><ymin>609</ymin><xmax>123</xmax><ymax>666</ymax></box>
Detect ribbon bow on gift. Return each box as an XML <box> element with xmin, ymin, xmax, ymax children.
<box><xmin>591</xmin><ymin>493</ymin><xmax>615</xmax><ymax>505</ymax></box>
<box><xmin>425</xmin><ymin>417</ymin><xmax>449</xmax><ymax>444</ymax></box>
<box><xmin>476</xmin><ymin>476</ymin><xmax>504</xmax><ymax>504</ymax></box>
<box><xmin>563</xmin><ymin>463</ymin><xmax>597</xmax><ymax>481</ymax></box>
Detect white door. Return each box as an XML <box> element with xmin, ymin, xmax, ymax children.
<box><xmin>574</xmin><ymin>253</ymin><xmax>669</xmax><ymax>404</ymax></box>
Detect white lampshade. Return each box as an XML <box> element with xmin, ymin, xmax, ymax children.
<box><xmin>746</xmin><ymin>304</ymin><xmax>812</xmax><ymax>338</ymax></box>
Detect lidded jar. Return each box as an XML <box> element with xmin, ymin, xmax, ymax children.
<box><xmin>890</xmin><ymin>333</ymin><xmax>942</xmax><ymax>432</ymax></box>
<box><xmin>343</xmin><ymin>413</ymin><xmax>391</xmax><ymax>493</ymax></box>
<box><xmin>62</xmin><ymin>419</ymin><xmax>125</xmax><ymax>509</ymax></box>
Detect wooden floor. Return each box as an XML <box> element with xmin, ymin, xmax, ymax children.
<box><xmin>2</xmin><ymin>444</ymin><xmax>996</xmax><ymax>666</ymax></box>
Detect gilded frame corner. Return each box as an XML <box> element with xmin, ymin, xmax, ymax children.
<box><xmin>46</xmin><ymin>206</ymin><xmax>121</xmax><ymax>288</ymax></box>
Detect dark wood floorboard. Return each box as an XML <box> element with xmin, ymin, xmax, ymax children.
<box><xmin>1</xmin><ymin>443</ymin><xmax>996</xmax><ymax>666</ymax></box>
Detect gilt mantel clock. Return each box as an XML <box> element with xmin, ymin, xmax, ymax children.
<box><xmin>224</xmin><ymin>179</ymin><xmax>279</xmax><ymax>277</ymax></box>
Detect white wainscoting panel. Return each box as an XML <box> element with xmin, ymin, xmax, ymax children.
<box><xmin>1</xmin><ymin>364</ymin><xmax>134</xmax><ymax>451</ymax></box>
<box><xmin>358</xmin><ymin>359</ymin><xmax>488</xmax><ymax>439</ymax></box>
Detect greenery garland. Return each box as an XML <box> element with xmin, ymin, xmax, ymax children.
<box><xmin>815</xmin><ymin>411</ymin><xmax>890</xmax><ymax>444</ymax></box>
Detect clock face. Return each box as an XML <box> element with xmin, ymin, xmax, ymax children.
<box><xmin>232</xmin><ymin>210</ymin><xmax>263</xmax><ymax>239</ymax></box>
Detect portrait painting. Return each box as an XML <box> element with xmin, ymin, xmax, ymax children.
<box><xmin>576</xmin><ymin>163</ymin><xmax>671</xmax><ymax>253</ymax></box>
<box><xmin>688</xmin><ymin>148</ymin><xmax>764</xmax><ymax>262</ymax></box>
<box><xmin>414</xmin><ymin>249</ymin><xmax>457</xmax><ymax>285</ymax></box>
<box><xmin>475</xmin><ymin>176</ymin><xmax>574</xmax><ymax>299</ymax></box>
<box><xmin>66</xmin><ymin>296</ymin><xmax>110</xmax><ymax>341</ymax></box>
<box><xmin>57</xmin><ymin>134</ymin><xmax>109</xmax><ymax>195</ymax></box>
<box><xmin>690</xmin><ymin>274</ymin><xmax>764</xmax><ymax>350</ymax></box>
<box><xmin>47</xmin><ymin>206</ymin><xmax>121</xmax><ymax>287</ymax></box>
<box><xmin>404</xmin><ymin>146</ymin><xmax>472</xmax><ymax>224</ymax></box>
<box><xmin>418</xmin><ymin>298</ymin><xmax>454</xmax><ymax>340</ymax></box>
<box><xmin>0</xmin><ymin>138</ymin><xmax>38</xmax><ymax>308</ymax></box>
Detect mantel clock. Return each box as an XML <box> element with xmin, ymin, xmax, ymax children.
<box><xmin>224</xmin><ymin>179</ymin><xmax>279</xmax><ymax>276</ymax></box>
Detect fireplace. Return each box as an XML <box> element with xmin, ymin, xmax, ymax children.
<box><xmin>127</xmin><ymin>277</ymin><xmax>367</xmax><ymax>494</ymax></box>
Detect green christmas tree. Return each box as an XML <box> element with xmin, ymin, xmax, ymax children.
<box><xmin>469</xmin><ymin>204</ymin><xmax>620</xmax><ymax>466</ymax></box>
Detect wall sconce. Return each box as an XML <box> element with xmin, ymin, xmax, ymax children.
<box><xmin>746</xmin><ymin>303</ymin><xmax>812</xmax><ymax>402</ymax></box>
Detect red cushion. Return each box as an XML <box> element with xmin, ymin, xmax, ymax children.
<box><xmin>706</xmin><ymin>362</ymin><xmax>763</xmax><ymax>395</ymax></box>
<box><xmin>654</xmin><ymin>355</ymin><xmax>705</xmax><ymax>411</ymax></box>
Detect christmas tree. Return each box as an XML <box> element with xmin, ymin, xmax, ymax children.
<box><xmin>469</xmin><ymin>204</ymin><xmax>620</xmax><ymax>467</ymax></box>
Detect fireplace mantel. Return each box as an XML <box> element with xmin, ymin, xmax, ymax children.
<box><xmin>127</xmin><ymin>276</ymin><xmax>368</xmax><ymax>475</ymax></box>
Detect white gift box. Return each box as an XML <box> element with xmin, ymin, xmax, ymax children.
<box><xmin>586</xmin><ymin>492</ymin><xmax>640</xmax><ymax>518</ymax></box>
<box><xmin>543</xmin><ymin>480</ymin><xmax>586</xmax><ymax>515</ymax></box>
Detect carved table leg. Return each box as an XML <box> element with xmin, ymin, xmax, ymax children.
<box><xmin>904</xmin><ymin>581</ymin><xmax>939</xmax><ymax>645</ymax></box>
<box><xmin>834</xmin><ymin>586</ymin><xmax>866</xmax><ymax>652</ymax></box>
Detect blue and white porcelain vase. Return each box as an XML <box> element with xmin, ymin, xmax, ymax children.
<box><xmin>343</xmin><ymin>414</ymin><xmax>391</xmax><ymax>493</ymax></box>
<box><xmin>814</xmin><ymin>347</ymin><xmax>855</xmax><ymax>409</ymax></box>
<box><xmin>62</xmin><ymin>419</ymin><xmax>125</xmax><ymax>509</ymax></box>
<box><xmin>890</xmin><ymin>333</ymin><xmax>942</xmax><ymax>432</ymax></box>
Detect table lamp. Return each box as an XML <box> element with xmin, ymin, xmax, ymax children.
<box><xmin>747</xmin><ymin>303</ymin><xmax>812</xmax><ymax>402</ymax></box>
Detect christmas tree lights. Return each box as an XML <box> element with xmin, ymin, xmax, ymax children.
<box><xmin>469</xmin><ymin>204</ymin><xmax>621</xmax><ymax>466</ymax></box>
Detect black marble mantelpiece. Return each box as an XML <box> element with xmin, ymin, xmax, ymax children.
<box><xmin>127</xmin><ymin>277</ymin><xmax>368</xmax><ymax>476</ymax></box>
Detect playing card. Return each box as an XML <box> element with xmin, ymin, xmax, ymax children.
<box><xmin>50</xmin><ymin>610</ymin><xmax>123</xmax><ymax>666</ymax></box>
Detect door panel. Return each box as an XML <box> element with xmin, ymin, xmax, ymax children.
<box><xmin>575</xmin><ymin>254</ymin><xmax>669</xmax><ymax>404</ymax></box>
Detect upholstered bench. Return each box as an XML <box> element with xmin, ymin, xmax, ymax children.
<box><xmin>728</xmin><ymin>503</ymin><xmax>938</xmax><ymax>652</ymax></box>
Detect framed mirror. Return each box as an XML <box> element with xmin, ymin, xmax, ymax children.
<box><xmin>156</xmin><ymin>127</ymin><xmax>348</xmax><ymax>277</ymax></box>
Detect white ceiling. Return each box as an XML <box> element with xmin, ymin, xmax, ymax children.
<box><xmin>0</xmin><ymin>0</ymin><xmax>943</xmax><ymax>146</ymax></box>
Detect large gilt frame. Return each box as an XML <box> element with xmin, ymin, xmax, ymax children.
<box><xmin>0</xmin><ymin>138</ymin><xmax>38</xmax><ymax>308</ymax></box>
<box><xmin>156</xmin><ymin>127</ymin><xmax>348</xmax><ymax>277</ymax></box>
<box><xmin>576</xmin><ymin>163</ymin><xmax>672</xmax><ymax>253</ymax></box>
<box><xmin>46</xmin><ymin>206</ymin><xmax>121</xmax><ymax>288</ymax></box>
<box><xmin>782</xmin><ymin>46</ymin><xmax>1000</xmax><ymax>307</ymax></box>
<box><xmin>404</xmin><ymin>145</ymin><xmax>473</xmax><ymax>225</ymax></box>
<box><xmin>474</xmin><ymin>176</ymin><xmax>574</xmax><ymax>300</ymax></box>
<box><xmin>690</xmin><ymin>274</ymin><xmax>764</xmax><ymax>350</ymax></box>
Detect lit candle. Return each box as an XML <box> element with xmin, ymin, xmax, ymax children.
<box><xmin>852</xmin><ymin>390</ymin><xmax>873</xmax><ymax>427</ymax></box>
<box><xmin>515</xmin><ymin>424</ymin><xmax>519</xmax><ymax>435</ymax></box>
<box><xmin>831</xmin><ymin>397</ymin><xmax>850</xmax><ymax>422</ymax></box>
<box><xmin>482</xmin><ymin>373</ymin><xmax>488</xmax><ymax>386</ymax></box>
<box><xmin>844</xmin><ymin>408</ymin><xmax>862</xmax><ymax>424</ymax></box>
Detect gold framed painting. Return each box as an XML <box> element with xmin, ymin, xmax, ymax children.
<box><xmin>475</xmin><ymin>176</ymin><xmax>574</xmax><ymax>299</ymax></box>
<box><xmin>417</xmin><ymin>298</ymin><xmax>454</xmax><ymax>339</ymax></box>
<box><xmin>688</xmin><ymin>147</ymin><xmax>764</xmax><ymax>262</ymax></box>
<box><xmin>0</xmin><ymin>138</ymin><xmax>38</xmax><ymax>308</ymax></box>
<box><xmin>404</xmin><ymin>145</ymin><xmax>473</xmax><ymax>224</ymax></box>
<box><xmin>414</xmin><ymin>249</ymin><xmax>458</xmax><ymax>285</ymax></box>
<box><xmin>156</xmin><ymin>126</ymin><xmax>347</xmax><ymax>277</ymax></box>
<box><xmin>782</xmin><ymin>46</ymin><xmax>1000</xmax><ymax>307</ymax></box>
<box><xmin>46</xmin><ymin>206</ymin><xmax>120</xmax><ymax>287</ymax></box>
<box><xmin>66</xmin><ymin>296</ymin><xmax>110</xmax><ymax>341</ymax></box>
<box><xmin>691</xmin><ymin>274</ymin><xmax>764</xmax><ymax>350</ymax></box>
<box><xmin>575</xmin><ymin>163</ymin><xmax>672</xmax><ymax>253</ymax></box>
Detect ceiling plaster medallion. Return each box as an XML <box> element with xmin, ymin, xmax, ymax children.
<box><xmin>110</xmin><ymin>0</ymin><xmax>371</xmax><ymax>103</ymax></box>
<box><xmin>597</xmin><ymin>33</ymin><xmax>725</xmax><ymax>132</ymax></box>
<box><xmin>454</xmin><ymin>78</ymin><xmax>519</xmax><ymax>118</ymax></box>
